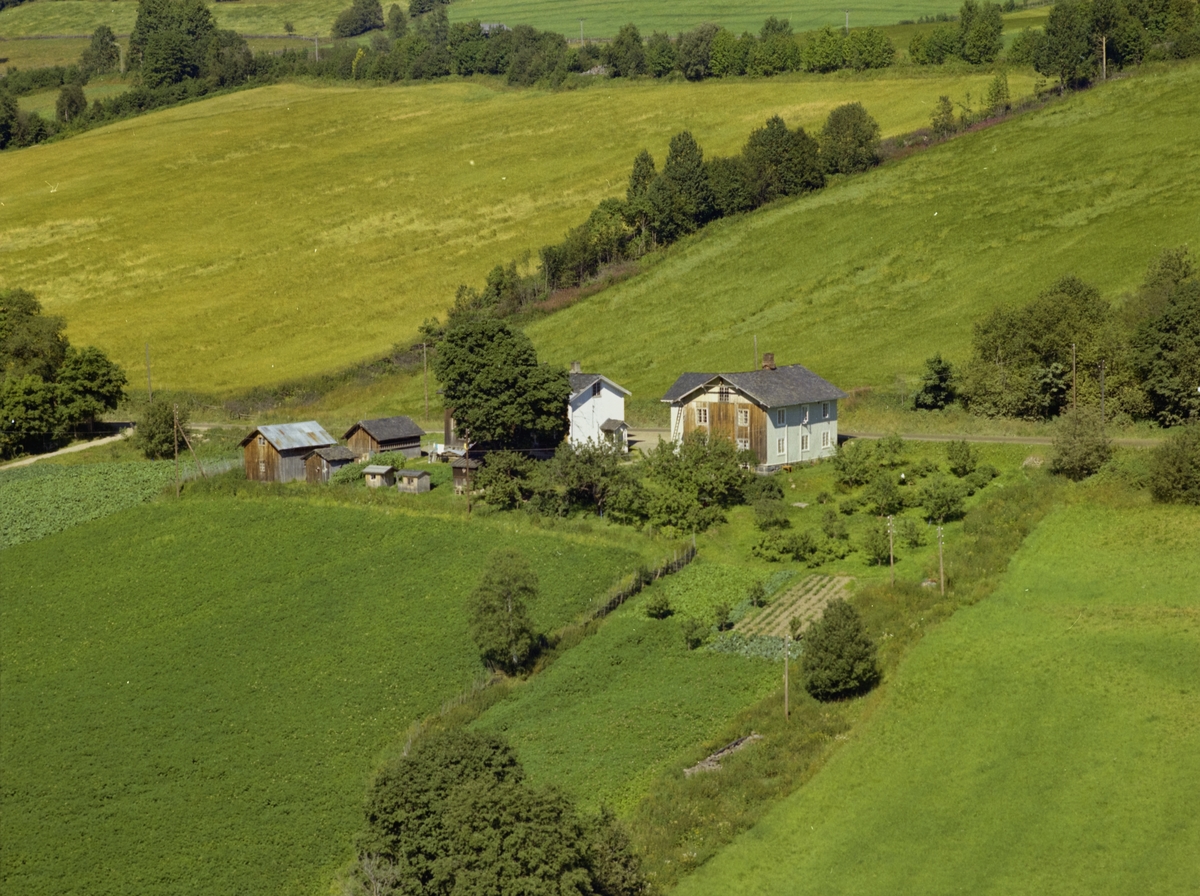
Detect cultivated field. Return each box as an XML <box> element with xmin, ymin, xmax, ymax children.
<box><xmin>673</xmin><ymin>497</ymin><xmax>1200</xmax><ymax>895</ymax></box>
<box><xmin>0</xmin><ymin>71</ymin><xmax>1038</xmax><ymax>396</ymax></box>
<box><xmin>527</xmin><ymin>61</ymin><xmax>1200</xmax><ymax>415</ymax></box>
<box><xmin>0</xmin><ymin>496</ymin><xmax>647</xmax><ymax>896</ymax></box>
<box><xmin>737</xmin><ymin>574</ymin><xmax>853</xmax><ymax>637</ymax></box>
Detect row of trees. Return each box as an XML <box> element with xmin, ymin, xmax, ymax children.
<box><xmin>0</xmin><ymin>289</ymin><xmax>127</xmax><ymax>458</ymax></box>
<box><xmin>913</xmin><ymin>247</ymin><xmax>1199</xmax><ymax>429</ymax></box>
<box><xmin>442</xmin><ymin>106</ymin><xmax>881</xmax><ymax>321</ymax></box>
<box><xmin>910</xmin><ymin>0</ymin><xmax>1006</xmax><ymax>64</ymax></box>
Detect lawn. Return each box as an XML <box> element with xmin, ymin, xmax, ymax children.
<box><xmin>672</xmin><ymin>497</ymin><xmax>1200</xmax><ymax>895</ymax></box>
<box><xmin>0</xmin><ymin>495</ymin><xmax>646</xmax><ymax>896</ymax></box>
<box><xmin>0</xmin><ymin>71</ymin><xmax>1037</xmax><ymax>397</ymax></box>
<box><xmin>0</xmin><ymin>0</ymin><xmax>337</xmax><ymax>37</ymax></box>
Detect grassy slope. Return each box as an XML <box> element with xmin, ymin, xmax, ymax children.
<box><xmin>673</xmin><ymin>497</ymin><xmax>1200</xmax><ymax>895</ymax></box>
<box><xmin>0</xmin><ymin>72</ymin><xmax>1035</xmax><ymax>396</ymax></box>
<box><xmin>526</xmin><ymin>61</ymin><xmax>1200</xmax><ymax>414</ymax></box>
<box><xmin>0</xmin><ymin>496</ymin><xmax>645</xmax><ymax>896</ymax></box>
<box><xmin>0</xmin><ymin>0</ymin><xmax>338</xmax><ymax>37</ymax></box>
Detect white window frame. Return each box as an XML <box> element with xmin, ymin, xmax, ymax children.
<box><xmin>776</xmin><ymin>437</ymin><xmax>785</xmax><ymax>456</ymax></box>
<box><xmin>822</xmin><ymin>402</ymin><xmax>830</xmax><ymax>420</ymax></box>
<box><xmin>736</xmin><ymin>437</ymin><xmax>749</xmax><ymax>450</ymax></box>
<box><xmin>696</xmin><ymin>406</ymin><xmax>709</xmax><ymax>425</ymax></box>
<box><xmin>737</xmin><ymin>408</ymin><xmax>749</xmax><ymax>427</ymax></box>
<box><xmin>801</xmin><ymin>434</ymin><xmax>809</xmax><ymax>452</ymax></box>
<box><xmin>776</xmin><ymin>409</ymin><xmax>785</xmax><ymax>426</ymax></box>
<box><xmin>822</xmin><ymin>431</ymin><xmax>830</xmax><ymax>448</ymax></box>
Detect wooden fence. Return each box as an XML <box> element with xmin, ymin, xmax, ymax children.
<box><xmin>593</xmin><ymin>542</ymin><xmax>697</xmax><ymax>620</ymax></box>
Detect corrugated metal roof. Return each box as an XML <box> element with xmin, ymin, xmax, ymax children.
<box><xmin>240</xmin><ymin>421</ymin><xmax>336</xmax><ymax>450</ymax></box>
<box><xmin>344</xmin><ymin>416</ymin><xmax>425</xmax><ymax>442</ymax></box>
<box><xmin>661</xmin><ymin>365</ymin><xmax>847</xmax><ymax>408</ymax></box>
<box><xmin>569</xmin><ymin>373</ymin><xmax>631</xmax><ymax>398</ymax></box>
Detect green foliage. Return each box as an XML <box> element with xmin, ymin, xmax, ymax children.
<box><xmin>476</xmin><ymin>450</ymin><xmax>536</xmax><ymax>511</ymax></box>
<box><xmin>713</xmin><ymin>601</ymin><xmax>733</xmax><ymax>631</ymax></box>
<box><xmin>1</xmin><ymin>287</ymin><xmax>67</xmax><ymax>381</ymax></box>
<box><xmin>747</xmin><ymin>579</ymin><xmax>767</xmax><ymax>607</ymax></box>
<box><xmin>434</xmin><ymin>317</ymin><xmax>569</xmax><ymax>449</ymax></box>
<box><xmin>1149</xmin><ymin>425</ymin><xmax>1200</xmax><ymax>505</ymax></box>
<box><xmin>819</xmin><ymin>102</ymin><xmax>881</xmax><ymax>174</ymax></box>
<box><xmin>985</xmin><ymin>69</ymin><xmax>1011</xmax><ymax>115</ymax></box>
<box><xmin>909</xmin><ymin>24</ymin><xmax>959</xmax><ymax>63</ymax></box>
<box><xmin>645</xmin><ymin>591</ymin><xmax>673</xmax><ymax>618</ymax></box>
<box><xmin>54</xmin><ymin>346</ymin><xmax>128</xmax><ymax>428</ymax></box>
<box><xmin>80</xmin><ymin>24</ymin><xmax>121</xmax><ymax>74</ymax></box>
<box><xmin>55</xmin><ymin>82</ymin><xmax>87</xmax><ymax>123</ymax></box>
<box><xmin>801</xmin><ymin>25</ymin><xmax>846</xmax><ymax>72</ymax></box>
<box><xmin>960</xmin><ymin>0</ymin><xmax>1004</xmax><ymax>63</ymax></box>
<box><xmin>865</xmin><ymin>473</ymin><xmax>905</xmax><ymax>516</ymax></box>
<box><xmin>860</xmin><ymin>518</ymin><xmax>892</xmax><ymax>565</ymax></box>
<box><xmin>130</xmin><ymin>0</ymin><xmax>216</xmax><ymax>83</ymax></box>
<box><xmin>821</xmin><ymin>506</ymin><xmax>848</xmax><ymax>541</ymax></box>
<box><xmin>833</xmin><ymin>440</ymin><xmax>875</xmax><ymax>489</ymax></box>
<box><xmin>843</xmin><ymin>27</ymin><xmax>897</xmax><ymax>70</ymax></box>
<box><xmin>332</xmin><ymin>0</ymin><xmax>384</xmax><ymax>37</ymax></box>
<box><xmin>947</xmin><ymin>439</ymin><xmax>978</xmax><ymax>477</ymax></box>
<box><xmin>753</xmin><ymin>497</ymin><xmax>790</xmax><ymax>530</ymax></box>
<box><xmin>913</xmin><ymin>352</ymin><xmax>957</xmax><ymax>408</ymax></box>
<box><xmin>605</xmin><ymin>23</ymin><xmax>646</xmax><ymax>76</ymax></box>
<box><xmin>1049</xmin><ymin>406</ymin><xmax>1113</xmax><ymax>480</ymax></box>
<box><xmin>740</xmin><ymin>115</ymin><xmax>824</xmax><ymax>205</ymax></box>
<box><xmin>920</xmin><ymin>473</ymin><xmax>967</xmax><ymax>521</ymax></box>
<box><xmin>643</xmin><ymin>431</ymin><xmax>747</xmax><ymax>533</ymax></box>
<box><xmin>681</xmin><ymin>616</ymin><xmax>708</xmax><ymax>649</ymax></box>
<box><xmin>469</xmin><ymin>549</ymin><xmax>540</xmax><ymax>673</ymax></box>
<box><xmin>800</xmin><ymin>598</ymin><xmax>880</xmax><ymax>701</ymax></box>
<box><xmin>1132</xmin><ymin>279</ymin><xmax>1200</xmax><ymax>426</ymax></box>
<box><xmin>1006</xmin><ymin>26</ymin><xmax>1046</xmax><ymax>64</ymax></box>
<box><xmin>135</xmin><ymin>398</ymin><xmax>187</xmax><ymax>459</ymax></box>
<box><xmin>898</xmin><ymin>515</ymin><xmax>927</xmax><ymax>548</ymax></box>
<box><xmin>1036</xmin><ymin>0</ymin><xmax>1096</xmax><ymax>86</ymax></box>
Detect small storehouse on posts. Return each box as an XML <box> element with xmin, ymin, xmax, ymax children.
<box><xmin>241</xmin><ymin>421</ymin><xmax>337</xmax><ymax>483</ymax></box>
<box><xmin>343</xmin><ymin>416</ymin><xmax>425</xmax><ymax>461</ymax></box>
<box><xmin>661</xmin><ymin>354</ymin><xmax>846</xmax><ymax>469</ymax></box>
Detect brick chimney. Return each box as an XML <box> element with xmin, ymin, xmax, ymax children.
<box><xmin>570</xmin><ymin>360</ymin><xmax>582</xmax><ymax>373</ymax></box>
<box><xmin>762</xmin><ymin>352</ymin><xmax>776</xmax><ymax>371</ymax></box>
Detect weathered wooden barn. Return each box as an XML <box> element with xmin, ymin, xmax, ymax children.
<box><xmin>661</xmin><ymin>354</ymin><xmax>847</xmax><ymax>469</ymax></box>
<box><xmin>343</xmin><ymin>416</ymin><xmax>425</xmax><ymax>461</ymax></box>
<box><xmin>396</xmin><ymin>469</ymin><xmax>431</xmax><ymax>493</ymax></box>
<box><xmin>304</xmin><ymin>445</ymin><xmax>356</xmax><ymax>484</ymax></box>
<box><xmin>363</xmin><ymin>464</ymin><xmax>397</xmax><ymax>488</ymax></box>
<box><xmin>241</xmin><ymin>422</ymin><xmax>337</xmax><ymax>483</ymax></box>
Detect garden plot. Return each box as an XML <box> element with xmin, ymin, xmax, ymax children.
<box><xmin>737</xmin><ymin>575</ymin><xmax>852</xmax><ymax>638</ymax></box>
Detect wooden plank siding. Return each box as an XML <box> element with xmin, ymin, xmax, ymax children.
<box><xmin>681</xmin><ymin>398</ymin><xmax>769</xmax><ymax>464</ymax></box>
<box><xmin>346</xmin><ymin>429</ymin><xmax>376</xmax><ymax>461</ymax></box>
<box><xmin>244</xmin><ymin>435</ymin><xmax>281</xmax><ymax>482</ymax></box>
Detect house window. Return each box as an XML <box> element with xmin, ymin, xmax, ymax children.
<box><xmin>802</xmin><ymin>406</ymin><xmax>809</xmax><ymax>424</ymax></box>
<box><xmin>696</xmin><ymin>406</ymin><xmax>709</xmax><ymax>424</ymax></box>
<box><xmin>737</xmin><ymin>409</ymin><xmax>749</xmax><ymax>427</ymax></box>
<box><xmin>592</xmin><ymin>382</ymin><xmax>602</xmax><ymax>397</ymax></box>
<box><xmin>776</xmin><ymin>409</ymin><xmax>785</xmax><ymax>426</ymax></box>
<box><xmin>776</xmin><ymin>438</ymin><xmax>785</xmax><ymax>455</ymax></box>
<box><xmin>737</xmin><ymin>438</ymin><xmax>749</xmax><ymax>450</ymax></box>
<box><xmin>822</xmin><ymin>402</ymin><xmax>830</xmax><ymax>419</ymax></box>
<box><xmin>718</xmin><ymin>386</ymin><xmax>731</xmax><ymax>403</ymax></box>
<box><xmin>822</xmin><ymin>431</ymin><xmax>830</xmax><ymax>448</ymax></box>
<box><xmin>257</xmin><ymin>460</ymin><xmax>266</xmax><ymax>474</ymax></box>
<box><xmin>801</xmin><ymin>434</ymin><xmax>809</xmax><ymax>452</ymax></box>
<box><xmin>257</xmin><ymin>435</ymin><xmax>266</xmax><ymax>447</ymax></box>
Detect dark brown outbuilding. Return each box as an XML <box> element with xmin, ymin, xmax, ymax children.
<box><xmin>343</xmin><ymin>416</ymin><xmax>425</xmax><ymax>461</ymax></box>
<box><xmin>305</xmin><ymin>445</ymin><xmax>357</xmax><ymax>484</ymax></box>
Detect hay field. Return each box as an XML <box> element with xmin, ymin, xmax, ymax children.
<box><xmin>673</xmin><ymin>498</ymin><xmax>1200</xmax><ymax>895</ymax></box>
<box><xmin>0</xmin><ymin>71</ymin><xmax>1034</xmax><ymax>395</ymax></box>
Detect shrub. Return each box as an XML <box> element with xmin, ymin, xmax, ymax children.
<box><xmin>332</xmin><ymin>0</ymin><xmax>385</xmax><ymax>37</ymax></box>
<box><xmin>1049</xmin><ymin>407</ymin><xmax>1113</xmax><ymax>480</ymax></box>
<box><xmin>947</xmin><ymin>439</ymin><xmax>978</xmax><ymax>477</ymax></box>
<box><xmin>1148</xmin><ymin>426</ymin><xmax>1200</xmax><ymax>505</ymax></box>
<box><xmin>920</xmin><ymin>473</ymin><xmax>967</xmax><ymax>522</ymax></box>
<box><xmin>645</xmin><ymin>591</ymin><xmax>673</xmax><ymax>619</ymax></box>
<box><xmin>819</xmin><ymin>102</ymin><xmax>881</xmax><ymax>175</ymax></box>
<box><xmin>55</xmin><ymin>83</ymin><xmax>87</xmax><ymax>124</ymax></box>
<box><xmin>468</xmin><ymin>549</ymin><xmax>539</xmax><ymax>673</ymax></box>
<box><xmin>898</xmin><ymin>516</ymin><xmax>927</xmax><ymax>548</ymax></box>
<box><xmin>681</xmin><ymin>617</ymin><xmax>707</xmax><ymax>649</ymax></box>
<box><xmin>747</xmin><ymin>579</ymin><xmax>767</xmax><ymax>607</ymax></box>
<box><xmin>135</xmin><ymin>398</ymin><xmax>188</xmax><ymax>459</ymax></box>
<box><xmin>821</xmin><ymin>506</ymin><xmax>848</xmax><ymax>541</ymax></box>
<box><xmin>866</xmin><ymin>473</ymin><xmax>904</xmax><ymax>516</ymax></box>
<box><xmin>833</xmin><ymin>439</ymin><xmax>874</xmax><ymax>488</ymax></box>
<box><xmin>963</xmin><ymin>464</ymin><xmax>999</xmax><ymax>493</ymax></box>
<box><xmin>753</xmin><ymin>497</ymin><xmax>790</xmax><ymax>530</ymax></box>
<box><xmin>743</xmin><ymin>474</ymin><xmax>783</xmax><ymax>503</ymax></box>
<box><xmin>861</xmin><ymin>518</ymin><xmax>892</xmax><ymax>566</ymax></box>
<box><xmin>913</xmin><ymin>353</ymin><xmax>957</xmax><ymax>408</ymax></box>
<box><xmin>801</xmin><ymin>599</ymin><xmax>880</xmax><ymax>701</ymax></box>
<box><xmin>713</xmin><ymin>602</ymin><xmax>733</xmax><ymax>631</ymax></box>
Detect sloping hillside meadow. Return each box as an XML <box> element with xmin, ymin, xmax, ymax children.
<box><xmin>0</xmin><ymin>71</ymin><xmax>1037</xmax><ymax>395</ymax></box>
<box><xmin>672</xmin><ymin>498</ymin><xmax>1200</xmax><ymax>895</ymax></box>
<box><xmin>0</xmin><ymin>496</ymin><xmax>649</xmax><ymax>896</ymax></box>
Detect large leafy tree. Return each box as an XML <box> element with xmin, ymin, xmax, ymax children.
<box><xmin>1036</xmin><ymin>0</ymin><xmax>1096</xmax><ymax>87</ymax></box>
<box><xmin>1132</xmin><ymin>280</ymin><xmax>1200</xmax><ymax>426</ymax></box>
<box><xmin>819</xmin><ymin>102</ymin><xmax>881</xmax><ymax>175</ymax></box>
<box><xmin>129</xmin><ymin>0</ymin><xmax>216</xmax><ymax>72</ymax></box>
<box><xmin>468</xmin><ymin>548</ymin><xmax>539</xmax><ymax>673</ymax></box>
<box><xmin>55</xmin><ymin>346</ymin><xmax>127</xmax><ymax>431</ymax></box>
<box><xmin>1049</xmin><ymin>406</ymin><xmax>1113</xmax><ymax>480</ymax></box>
<box><xmin>801</xmin><ymin>598</ymin><xmax>881</xmax><ymax>701</ymax></box>
<box><xmin>1149</xmin><ymin>426</ymin><xmax>1200</xmax><ymax>505</ymax></box>
<box><xmin>1</xmin><ymin>288</ymin><xmax>68</xmax><ymax>381</ymax></box>
<box><xmin>80</xmin><ymin>25</ymin><xmax>121</xmax><ymax>74</ymax></box>
<box><xmin>644</xmin><ymin>430</ymin><xmax>747</xmax><ymax>532</ymax></box>
<box><xmin>741</xmin><ymin>115</ymin><xmax>823</xmax><ymax>204</ymax></box>
<box><xmin>605</xmin><ymin>23</ymin><xmax>646</xmax><ymax>76</ymax></box>
<box><xmin>433</xmin><ymin>317</ymin><xmax>568</xmax><ymax>448</ymax></box>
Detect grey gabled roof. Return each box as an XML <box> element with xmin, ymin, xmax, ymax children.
<box><xmin>661</xmin><ymin>364</ymin><xmax>847</xmax><ymax>409</ymax></box>
<box><xmin>396</xmin><ymin>469</ymin><xmax>429</xmax><ymax>478</ymax></box>
<box><xmin>599</xmin><ymin>418</ymin><xmax>627</xmax><ymax>432</ymax></box>
<box><xmin>569</xmin><ymin>373</ymin><xmax>631</xmax><ymax>398</ymax></box>
<box><xmin>241</xmin><ymin>421</ymin><xmax>336</xmax><ymax>451</ymax></box>
<box><xmin>362</xmin><ymin>464</ymin><xmax>396</xmax><ymax>475</ymax></box>
<box><xmin>451</xmin><ymin>456</ymin><xmax>482</xmax><ymax>469</ymax></box>
<box><xmin>309</xmin><ymin>445</ymin><xmax>356</xmax><ymax>462</ymax></box>
<box><xmin>344</xmin><ymin>416</ymin><xmax>425</xmax><ymax>443</ymax></box>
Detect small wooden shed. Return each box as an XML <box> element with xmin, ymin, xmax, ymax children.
<box><xmin>343</xmin><ymin>416</ymin><xmax>425</xmax><ymax>461</ymax></box>
<box><xmin>241</xmin><ymin>422</ymin><xmax>337</xmax><ymax>483</ymax></box>
<box><xmin>451</xmin><ymin>456</ymin><xmax>481</xmax><ymax>495</ymax></box>
<box><xmin>305</xmin><ymin>445</ymin><xmax>356</xmax><ymax>484</ymax></box>
<box><xmin>396</xmin><ymin>469</ymin><xmax>431</xmax><ymax>494</ymax></box>
<box><xmin>363</xmin><ymin>464</ymin><xmax>397</xmax><ymax>488</ymax></box>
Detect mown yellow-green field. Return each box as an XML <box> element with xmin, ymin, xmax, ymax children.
<box><xmin>0</xmin><ymin>70</ymin><xmax>1036</xmax><ymax>395</ymax></box>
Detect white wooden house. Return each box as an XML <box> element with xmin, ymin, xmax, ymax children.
<box><xmin>568</xmin><ymin>362</ymin><xmax>630</xmax><ymax>452</ymax></box>
<box><xmin>661</xmin><ymin>354</ymin><xmax>846</xmax><ymax>469</ymax></box>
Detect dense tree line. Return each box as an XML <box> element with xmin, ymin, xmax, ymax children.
<box><xmin>913</xmin><ymin>246</ymin><xmax>1200</xmax><ymax>428</ymax></box>
<box><xmin>910</xmin><ymin>0</ymin><xmax>1005</xmax><ymax>64</ymax></box>
<box><xmin>350</xmin><ymin>729</ymin><xmax>645</xmax><ymax>896</ymax></box>
<box><xmin>1</xmin><ymin>289</ymin><xmax>127</xmax><ymax>458</ymax></box>
<box><xmin>434</xmin><ymin>107</ymin><xmax>880</xmax><ymax>325</ymax></box>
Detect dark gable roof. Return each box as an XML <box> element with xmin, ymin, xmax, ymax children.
<box><xmin>309</xmin><ymin>445</ymin><xmax>356</xmax><ymax>462</ymax></box>
<box><xmin>344</xmin><ymin>416</ymin><xmax>425</xmax><ymax>443</ymax></box>
<box><xmin>661</xmin><ymin>365</ymin><xmax>847</xmax><ymax>409</ymax></box>
<box><xmin>569</xmin><ymin>373</ymin><xmax>631</xmax><ymax>397</ymax></box>
<box><xmin>599</xmin><ymin>418</ymin><xmax>627</xmax><ymax>433</ymax></box>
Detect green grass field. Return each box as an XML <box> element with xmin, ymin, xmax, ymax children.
<box><xmin>0</xmin><ymin>0</ymin><xmax>338</xmax><ymax>38</ymax></box>
<box><xmin>0</xmin><ymin>495</ymin><xmax>647</xmax><ymax>896</ymax></box>
<box><xmin>526</xmin><ymin>61</ymin><xmax>1200</xmax><ymax>416</ymax></box>
<box><xmin>0</xmin><ymin>71</ymin><xmax>1036</xmax><ymax>397</ymax></box>
<box><xmin>672</xmin><ymin>496</ymin><xmax>1200</xmax><ymax>895</ymax></box>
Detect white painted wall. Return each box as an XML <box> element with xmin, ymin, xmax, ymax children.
<box><xmin>569</xmin><ymin>381</ymin><xmax>626</xmax><ymax>448</ymax></box>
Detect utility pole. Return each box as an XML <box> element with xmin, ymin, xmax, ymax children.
<box><xmin>1101</xmin><ymin>35</ymin><xmax>1107</xmax><ymax>81</ymax></box>
<box><xmin>888</xmin><ymin>515</ymin><xmax>895</xmax><ymax>586</ymax></box>
<box><xmin>173</xmin><ymin>404</ymin><xmax>181</xmax><ymax>499</ymax></box>
<box><xmin>580</xmin><ymin>19</ymin><xmax>584</xmax><ymax>42</ymax></box>
<box><xmin>844</xmin><ymin>10</ymin><xmax>850</xmax><ymax>34</ymax></box>
<box><xmin>313</xmin><ymin>34</ymin><xmax>319</xmax><ymax>62</ymax></box>
<box><xmin>754</xmin><ymin>334</ymin><xmax>759</xmax><ymax>370</ymax></box>
<box><xmin>422</xmin><ymin>342</ymin><xmax>429</xmax><ymax>420</ymax></box>
<box><xmin>179</xmin><ymin>421</ymin><xmax>207</xmax><ymax>480</ymax></box>
<box><xmin>783</xmin><ymin>633</ymin><xmax>790</xmax><ymax>722</ymax></box>
<box><xmin>145</xmin><ymin>343</ymin><xmax>153</xmax><ymax>402</ymax></box>
<box><xmin>938</xmin><ymin>526</ymin><xmax>945</xmax><ymax>596</ymax></box>
<box><xmin>1072</xmin><ymin>343</ymin><xmax>1077</xmax><ymax>411</ymax></box>
<box><xmin>1100</xmin><ymin>359</ymin><xmax>1106</xmax><ymax>424</ymax></box>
